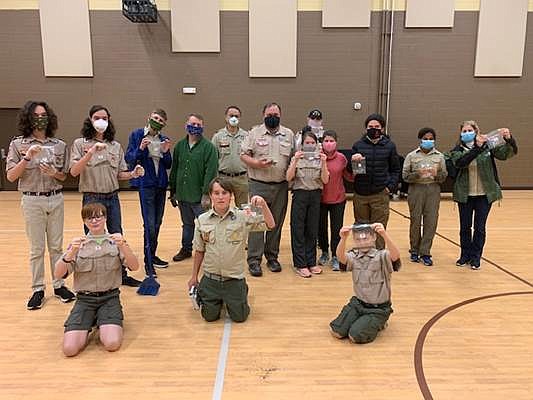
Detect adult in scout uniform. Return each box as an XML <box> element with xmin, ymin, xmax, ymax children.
<box><xmin>70</xmin><ymin>105</ymin><xmax>144</xmax><ymax>287</ymax></box>
<box><xmin>402</xmin><ymin>127</ymin><xmax>447</xmax><ymax>266</ymax></box>
<box><xmin>125</xmin><ymin>108</ymin><xmax>172</xmax><ymax>273</ymax></box>
<box><xmin>7</xmin><ymin>100</ymin><xmax>75</xmax><ymax>310</ymax></box>
<box><xmin>188</xmin><ymin>178</ymin><xmax>275</xmax><ymax>322</ymax></box>
<box><xmin>54</xmin><ymin>202</ymin><xmax>140</xmax><ymax>357</ymax></box>
<box><xmin>211</xmin><ymin>105</ymin><xmax>249</xmax><ymax>207</ymax></box>
<box><xmin>330</xmin><ymin>222</ymin><xmax>401</xmax><ymax>344</ymax></box>
<box><xmin>286</xmin><ymin>131</ymin><xmax>329</xmax><ymax>278</ymax></box>
<box><xmin>240</xmin><ymin>102</ymin><xmax>294</xmax><ymax>277</ymax></box>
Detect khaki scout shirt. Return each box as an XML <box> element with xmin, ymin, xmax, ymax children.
<box><xmin>347</xmin><ymin>248</ymin><xmax>398</xmax><ymax>305</ymax></box>
<box><xmin>212</xmin><ymin>127</ymin><xmax>248</xmax><ymax>174</ymax></box>
<box><xmin>65</xmin><ymin>234</ymin><xmax>124</xmax><ymax>293</ymax></box>
<box><xmin>402</xmin><ymin>148</ymin><xmax>447</xmax><ymax>185</ymax></box>
<box><xmin>193</xmin><ymin>207</ymin><xmax>268</xmax><ymax>279</ymax></box>
<box><xmin>70</xmin><ymin>138</ymin><xmax>128</xmax><ymax>193</ymax></box>
<box><xmin>292</xmin><ymin>154</ymin><xmax>323</xmax><ymax>191</ymax></box>
<box><xmin>241</xmin><ymin>124</ymin><xmax>294</xmax><ymax>183</ymax></box>
<box><xmin>6</xmin><ymin>136</ymin><xmax>68</xmax><ymax>192</ymax></box>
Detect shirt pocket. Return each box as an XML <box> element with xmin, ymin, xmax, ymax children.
<box><xmin>226</xmin><ymin>224</ymin><xmax>244</xmax><ymax>244</ymax></box>
<box><xmin>200</xmin><ymin>225</ymin><xmax>216</xmax><ymax>244</ymax></box>
<box><xmin>255</xmin><ymin>138</ymin><xmax>270</xmax><ymax>156</ymax></box>
<box><xmin>102</xmin><ymin>248</ymin><xmax>121</xmax><ymax>271</ymax></box>
<box><xmin>279</xmin><ymin>140</ymin><xmax>292</xmax><ymax>157</ymax></box>
<box><xmin>218</xmin><ymin>140</ymin><xmax>231</xmax><ymax>155</ymax></box>
<box><xmin>107</xmin><ymin>147</ymin><xmax>120</xmax><ymax>168</ymax></box>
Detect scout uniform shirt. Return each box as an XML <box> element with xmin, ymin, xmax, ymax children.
<box><xmin>7</xmin><ymin>136</ymin><xmax>68</xmax><ymax>192</ymax></box>
<box><xmin>402</xmin><ymin>148</ymin><xmax>447</xmax><ymax>185</ymax></box>
<box><xmin>212</xmin><ymin>127</ymin><xmax>248</xmax><ymax>174</ymax></box>
<box><xmin>347</xmin><ymin>248</ymin><xmax>401</xmax><ymax>305</ymax></box>
<box><xmin>293</xmin><ymin>153</ymin><xmax>323</xmax><ymax>191</ymax></box>
<box><xmin>241</xmin><ymin>124</ymin><xmax>294</xmax><ymax>183</ymax></box>
<box><xmin>64</xmin><ymin>234</ymin><xmax>124</xmax><ymax>293</ymax></box>
<box><xmin>70</xmin><ymin>138</ymin><xmax>129</xmax><ymax>193</ymax></box>
<box><xmin>193</xmin><ymin>207</ymin><xmax>268</xmax><ymax>279</ymax></box>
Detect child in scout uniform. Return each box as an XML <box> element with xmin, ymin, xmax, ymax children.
<box><xmin>6</xmin><ymin>100</ymin><xmax>75</xmax><ymax>310</ymax></box>
<box><xmin>286</xmin><ymin>131</ymin><xmax>329</xmax><ymax>278</ymax></box>
<box><xmin>54</xmin><ymin>202</ymin><xmax>140</xmax><ymax>357</ymax></box>
<box><xmin>187</xmin><ymin>178</ymin><xmax>275</xmax><ymax>323</ymax></box>
<box><xmin>70</xmin><ymin>105</ymin><xmax>144</xmax><ymax>287</ymax></box>
<box><xmin>330</xmin><ymin>222</ymin><xmax>401</xmax><ymax>344</ymax></box>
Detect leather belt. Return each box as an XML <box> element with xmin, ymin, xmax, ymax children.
<box><xmin>204</xmin><ymin>272</ymin><xmax>239</xmax><ymax>282</ymax></box>
<box><xmin>83</xmin><ymin>190</ymin><xmax>119</xmax><ymax>199</ymax></box>
<box><xmin>77</xmin><ymin>288</ymin><xmax>119</xmax><ymax>297</ymax></box>
<box><xmin>22</xmin><ymin>189</ymin><xmax>62</xmax><ymax>197</ymax></box>
<box><xmin>219</xmin><ymin>171</ymin><xmax>247</xmax><ymax>177</ymax></box>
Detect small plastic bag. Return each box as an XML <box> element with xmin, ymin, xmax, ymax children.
<box><xmin>485</xmin><ymin>129</ymin><xmax>506</xmax><ymax>149</ymax></box>
<box><xmin>302</xmin><ymin>144</ymin><xmax>318</xmax><ymax>160</ymax></box>
<box><xmin>351</xmin><ymin>224</ymin><xmax>376</xmax><ymax>249</ymax></box>
<box><xmin>416</xmin><ymin>160</ymin><xmax>437</xmax><ymax>179</ymax></box>
<box><xmin>352</xmin><ymin>158</ymin><xmax>366</xmax><ymax>175</ymax></box>
<box><xmin>189</xmin><ymin>286</ymin><xmax>200</xmax><ymax>310</ymax></box>
<box><xmin>35</xmin><ymin>146</ymin><xmax>54</xmax><ymax>166</ymax></box>
<box><xmin>148</xmin><ymin>140</ymin><xmax>162</xmax><ymax>158</ymax></box>
<box><xmin>241</xmin><ymin>203</ymin><xmax>264</xmax><ymax>223</ymax></box>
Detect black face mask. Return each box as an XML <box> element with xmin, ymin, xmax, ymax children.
<box><xmin>264</xmin><ymin>115</ymin><xmax>280</xmax><ymax>130</ymax></box>
<box><xmin>366</xmin><ymin>127</ymin><xmax>382</xmax><ymax>140</ymax></box>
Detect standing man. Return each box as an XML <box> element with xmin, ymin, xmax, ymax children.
<box><xmin>125</xmin><ymin>109</ymin><xmax>172</xmax><ymax>273</ymax></box>
<box><xmin>211</xmin><ymin>106</ymin><xmax>249</xmax><ymax>207</ymax></box>
<box><xmin>241</xmin><ymin>102</ymin><xmax>294</xmax><ymax>277</ymax></box>
<box><xmin>169</xmin><ymin>113</ymin><xmax>218</xmax><ymax>262</ymax></box>
<box><xmin>350</xmin><ymin>113</ymin><xmax>400</xmax><ymax>249</ymax></box>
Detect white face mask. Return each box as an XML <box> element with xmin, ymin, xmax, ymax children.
<box><xmin>92</xmin><ymin>119</ymin><xmax>108</xmax><ymax>133</ymax></box>
<box><xmin>308</xmin><ymin>119</ymin><xmax>322</xmax><ymax>128</ymax></box>
<box><xmin>228</xmin><ymin>116</ymin><xmax>239</xmax><ymax>127</ymax></box>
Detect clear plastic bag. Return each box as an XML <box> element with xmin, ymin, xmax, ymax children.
<box><xmin>302</xmin><ymin>144</ymin><xmax>318</xmax><ymax>160</ymax></box>
<box><xmin>485</xmin><ymin>129</ymin><xmax>506</xmax><ymax>149</ymax></box>
<box><xmin>35</xmin><ymin>146</ymin><xmax>54</xmax><ymax>166</ymax></box>
<box><xmin>148</xmin><ymin>140</ymin><xmax>162</xmax><ymax>158</ymax></box>
<box><xmin>351</xmin><ymin>224</ymin><xmax>375</xmax><ymax>249</ymax></box>
<box><xmin>351</xmin><ymin>158</ymin><xmax>366</xmax><ymax>175</ymax></box>
<box><xmin>415</xmin><ymin>160</ymin><xmax>437</xmax><ymax>179</ymax></box>
<box><xmin>241</xmin><ymin>203</ymin><xmax>264</xmax><ymax>224</ymax></box>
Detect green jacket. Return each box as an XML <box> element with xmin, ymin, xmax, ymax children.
<box><xmin>169</xmin><ymin>136</ymin><xmax>218</xmax><ymax>203</ymax></box>
<box><xmin>449</xmin><ymin>138</ymin><xmax>517</xmax><ymax>204</ymax></box>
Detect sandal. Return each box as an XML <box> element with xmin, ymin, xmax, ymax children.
<box><xmin>309</xmin><ymin>266</ymin><xmax>322</xmax><ymax>274</ymax></box>
<box><xmin>296</xmin><ymin>267</ymin><xmax>312</xmax><ymax>278</ymax></box>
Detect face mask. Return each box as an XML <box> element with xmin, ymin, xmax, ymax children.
<box><xmin>149</xmin><ymin>118</ymin><xmax>164</xmax><ymax>131</ymax></box>
<box><xmin>264</xmin><ymin>115</ymin><xmax>280</xmax><ymax>130</ymax></box>
<box><xmin>366</xmin><ymin>127</ymin><xmax>382</xmax><ymax>140</ymax></box>
<box><xmin>461</xmin><ymin>131</ymin><xmax>476</xmax><ymax>144</ymax></box>
<box><xmin>322</xmin><ymin>141</ymin><xmax>337</xmax><ymax>153</ymax></box>
<box><xmin>302</xmin><ymin>143</ymin><xmax>316</xmax><ymax>152</ymax></box>
<box><xmin>308</xmin><ymin>119</ymin><xmax>322</xmax><ymax>128</ymax></box>
<box><xmin>32</xmin><ymin>116</ymin><xmax>48</xmax><ymax>131</ymax></box>
<box><xmin>187</xmin><ymin>124</ymin><xmax>203</xmax><ymax>136</ymax></box>
<box><xmin>92</xmin><ymin>118</ymin><xmax>108</xmax><ymax>133</ymax></box>
<box><xmin>420</xmin><ymin>139</ymin><xmax>435</xmax><ymax>151</ymax></box>
<box><xmin>228</xmin><ymin>116</ymin><xmax>239</xmax><ymax>127</ymax></box>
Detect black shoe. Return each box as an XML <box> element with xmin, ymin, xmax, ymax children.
<box><xmin>54</xmin><ymin>286</ymin><xmax>76</xmax><ymax>303</ymax></box>
<box><xmin>456</xmin><ymin>258</ymin><xmax>470</xmax><ymax>267</ymax></box>
<box><xmin>122</xmin><ymin>276</ymin><xmax>142</xmax><ymax>287</ymax></box>
<box><xmin>27</xmin><ymin>290</ymin><xmax>45</xmax><ymax>310</ymax></box>
<box><xmin>153</xmin><ymin>256</ymin><xmax>169</xmax><ymax>269</ymax></box>
<box><xmin>248</xmin><ymin>263</ymin><xmax>263</xmax><ymax>277</ymax></box>
<box><xmin>266</xmin><ymin>259</ymin><xmax>282</xmax><ymax>273</ymax></box>
<box><xmin>172</xmin><ymin>248</ymin><xmax>192</xmax><ymax>262</ymax></box>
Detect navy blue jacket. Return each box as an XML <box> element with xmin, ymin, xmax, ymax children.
<box><xmin>125</xmin><ymin>128</ymin><xmax>172</xmax><ymax>188</ymax></box>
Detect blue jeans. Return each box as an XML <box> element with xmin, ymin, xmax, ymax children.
<box><xmin>139</xmin><ymin>187</ymin><xmax>166</xmax><ymax>274</ymax></box>
<box><xmin>177</xmin><ymin>201</ymin><xmax>204</xmax><ymax>252</ymax></box>
<box><xmin>458</xmin><ymin>195</ymin><xmax>492</xmax><ymax>265</ymax></box>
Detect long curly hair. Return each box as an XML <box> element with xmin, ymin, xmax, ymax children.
<box><xmin>17</xmin><ymin>100</ymin><xmax>58</xmax><ymax>138</ymax></box>
<box><xmin>80</xmin><ymin>105</ymin><xmax>116</xmax><ymax>142</ymax></box>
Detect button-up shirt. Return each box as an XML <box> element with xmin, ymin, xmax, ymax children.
<box><xmin>212</xmin><ymin>127</ymin><xmax>248</xmax><ymax>174</ymax></box>
<box><xmin>402</xmin><ymin>147</ymin><xmax>447</xmax><ymax>185</ymax></box>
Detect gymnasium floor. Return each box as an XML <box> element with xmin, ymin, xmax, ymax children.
<box><xmin>0</xmin><ymin>190</ymin><xmax>532</xmax><ymax>400</ymax></box>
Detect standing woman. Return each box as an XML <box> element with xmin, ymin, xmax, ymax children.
<box><xmin>449</xmin><ymin>120</ymin><xmax>517</xmax><ymax>270</ymax></box>
<box><xmin>70</xmin><ymin>105</ymin><xmax>144</xmax><ymax>286</ymax></box>
<box><xmin>7</xmin><ymin>100</ymin><xmax>75</xmax><ymax>310</ymax></box>
<box><xmin>287</xmin><ymin>131</ymin><xmax>329</xmax><ymax>278</ymax></box>
<box><xmin>317</xmin><ymin>130</ymin><xmax>350</xmax><ymax>271</ymax></box>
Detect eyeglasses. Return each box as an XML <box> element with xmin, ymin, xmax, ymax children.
<box><xmin>84</xmin><ymin>215</ymin><xmax>105</xmax><ymax>222</ymax></box>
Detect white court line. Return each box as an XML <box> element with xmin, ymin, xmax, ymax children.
<box><xmin>212</xmin><ymin>316</ymin><xmax>232</xmax><ymax>400</ymax></box>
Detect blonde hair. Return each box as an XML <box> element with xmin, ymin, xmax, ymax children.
<box><xmin>460</xmin><ymin>120</ymin><xmax>480</xmax><ymax>135</ymax></box>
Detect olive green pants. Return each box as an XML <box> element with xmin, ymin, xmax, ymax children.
<box><xmin>407</xmin><ymin>183</ymin><xmax>441</xmax><ymax>256</ymax></box>
<box><xmin>198</xmin><ymin>275</ymin><xmax>250</xmax><ymax>323</ymax></box>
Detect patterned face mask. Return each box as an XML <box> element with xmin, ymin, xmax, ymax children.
<box><xmin>32</xmin><ymin>116</ymin><xmax>48</xmax><ymax>131</ymax></box>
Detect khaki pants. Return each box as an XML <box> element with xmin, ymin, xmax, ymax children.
<box><xmin>223</xmin><ymin>174</ymin><xmax>249</xmax><ymax>207</ymax></box>
<box><xmin>21</xmin><ymin>193</ymin><xmax>64</xmax><ymax>292</ymax></box>
<box><xmin>352</xmin><ymin>190</ymin><xmax>390</xmax><ymax>249</ymax></box>
<box><xmin>407</xmin><ymin>183</ymin><xmax>441</xmax><ymax>256</ymax></box>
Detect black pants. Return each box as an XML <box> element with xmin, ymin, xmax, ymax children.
<box><xmin>290</xmin><ymin>189</ymin><xmax>321</xmax><ymax>268</ymax></box>
<box><xmin>458</xmin><ymin>195</ymin><xmax>492</xmax><ymax>265</ymax></box>
<box><xmin>318</xmin><ymin>201</ymin><xmax>346</xmax><ymax>257</ymax></box>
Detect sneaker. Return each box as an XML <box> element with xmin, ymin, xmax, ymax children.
<box><xmin>172</xmin><ymin>248</ymin><xmax>192</xmax><ymax>262</ymax></box>
<box><xmin>27</xmin><ymin>290</ymin><xmax>45</xmax><ymax>310</ymax></box>
<box><xmin>318</xmin><ymin>252</ymin><xmax>330</xmax><ymax>266</ymax></box>
<box><xmin>331</xmin><ymin>256</ymin><xmax>340</xmax><ymax>271</ymax></box>
<box><xmin>54</xmin><ymin>286</ymin><xmax>76</xmax><ymax>303</ymax></box>
<box><xmin>248</xmin><ymin>262</ymin><xmax>263</xmax><ymax>277</ymax></box>
<box><xmin>266</xmin><ymin>259</ymin><xmax>282</xmax><ymax>273</ymax></box>
<box><xmin>153</xmin><ymin>256</ymin><xmax>169</xmax><ymax>268</ymax></box>
<box><xmin>421</xmin><ymin>255</ymin><xmax>433</xmax><ymax>267</ymax></box>
<box><xmin>122</xmin><ymin>276</ymin><xmax>142</xmax><ymax>287</ymax></box>
<box><xmin>410</xmin><ymin>253</ymin><xmax>419</xmax><ymax>263</ymax></box>
<box><xmin>470</xmin><ymin>261</ymin><xmax>481</xmax><ymax>270</ymax></box>
<box><xmin>296</xmin><ymin>267</ymin><xmax>312</xmax><ymax>278</ymax></box>
<box><xmin>456</xmin><ymin>258</ymin><xmax>470</xmax><ymax>267</ymax></box>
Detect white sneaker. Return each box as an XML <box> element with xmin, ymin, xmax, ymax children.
<box><xmin>331</xmin><ymin>256</ymin><xmax>340</xmax><ymax>271</ymax></box>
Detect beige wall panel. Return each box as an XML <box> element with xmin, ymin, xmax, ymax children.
<box><xmin>170</xmin><ymin>0</ymin><xmax>220</xmax><ymax>52</ymax></box>
<box><xmin>405</xmin><ymin>0</ymin><xmax>454</xmax><ymax>27</ymax></box>
<box><xmin>474</xmin><ymin>0</ymin><xmax>528</xmax><ymax>76</ymax></box>
<box><xmin>39</xmin><ymin>0</ymin><xmax>93</xmax><ymax>76</ymax></box>
<box><xmin>322</xmin><ymin>0</ymin><xmax>371</xmax><ymax>27</ymax></box>
<box><xmin>249</xmin><ymin>0</ymin><xmax>297</xmax><ymax>77</ymax></box>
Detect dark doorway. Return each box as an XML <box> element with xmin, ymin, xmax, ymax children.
<box><xmin>0</xmin><ymin>108</ymin><xmax>20</xmax><ymax>190</ymax></box>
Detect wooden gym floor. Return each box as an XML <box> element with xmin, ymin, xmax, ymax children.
<box><xmin>0</xmin><ymin>190</ymin><xmax>532</xmax><ymax>400</ymax></box>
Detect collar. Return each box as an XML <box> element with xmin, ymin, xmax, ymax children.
<box><xmin>22</xmin><ymin>136</ymin><xmax>56</xmax><ymax>144</ymax></box>
<box><xmin>144</xmin><ymin>126</ymin><xmax>161</xmax><ymax>138</ymax></box>
<box><xmin>261</xmin><ymin>124</ymin><xmax>284</xmax><ymax>137</ymax></box>
<box><xmin>207</xmin><ymin>207</ymin><xmax>236</xmax><ymax>221</ymax></box>
<box><xmin>354</xmin><ymin>247</ymin><xmax>378</xmax><ymax>258</ymax></box>
<box><xmin>222</xmin><ymin>127</ymin><xmax>245</xmax><ymax>138</ymax></box>
<box><xmin>416</xmin><ymin>147</ymin><xmax>439</xmax><ymax>155</ymax></box>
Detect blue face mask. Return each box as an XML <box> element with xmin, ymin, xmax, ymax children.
<box><xmin>461</xmin><ymin>131</ymin><xmax>476</xmax><ymax>143</ymax></box>
<box><xmin>420</xmin><ymin>139</ymin><xmax>435</xmax><ymax>150</ymax></box>
<box><xmin>187</xmin><ymin>124</ymin><xmax>203</xmax><ymax>136</ymax></box>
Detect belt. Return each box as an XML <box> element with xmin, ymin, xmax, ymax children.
<box><xmin>358</xmin><ymin>298</ymin><xmax>391</xmax><ymax>309</ymax></box>
<box><xmin>78</xmin><ymin>288</ymin><xmax>119</xmax><ymax>297</ymax></box>
<box><xmin>83</xmin><ymin>190</ymin><xmax>118</xmax><ymax>199</ymax></box>
<box><xmin>219</xmin><ymin>170</ymin><xmax>247</xmax><ymax>177</ymax></box>
<box><xmin>22</xmin><ymin>189</ymin><xmax>62</xmax><ymax>197</ymax></box>
<box><xmin>204</xmin><ymin>272</ymin><xmax>239</xmax><ymax>282</ymax></box>
<box><xmin>250</xmin><ymin>178</ymin><xmax>287</xmax><ymax>185</ymax></box>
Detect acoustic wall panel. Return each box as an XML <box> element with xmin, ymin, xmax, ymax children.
<box><xmin>322</xmin><ymin>0</ymin><xmax>372</xmax><ymax>28</ymax></box>
<box><xmin>405</xmin><ymin>0</ymin><xmax>454</xmax><ymax>27</ymax></box>
<box><xmin>170</xmin><ymin>0</ymin><xmax>220</xmax><ymax>52</ymax></box>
